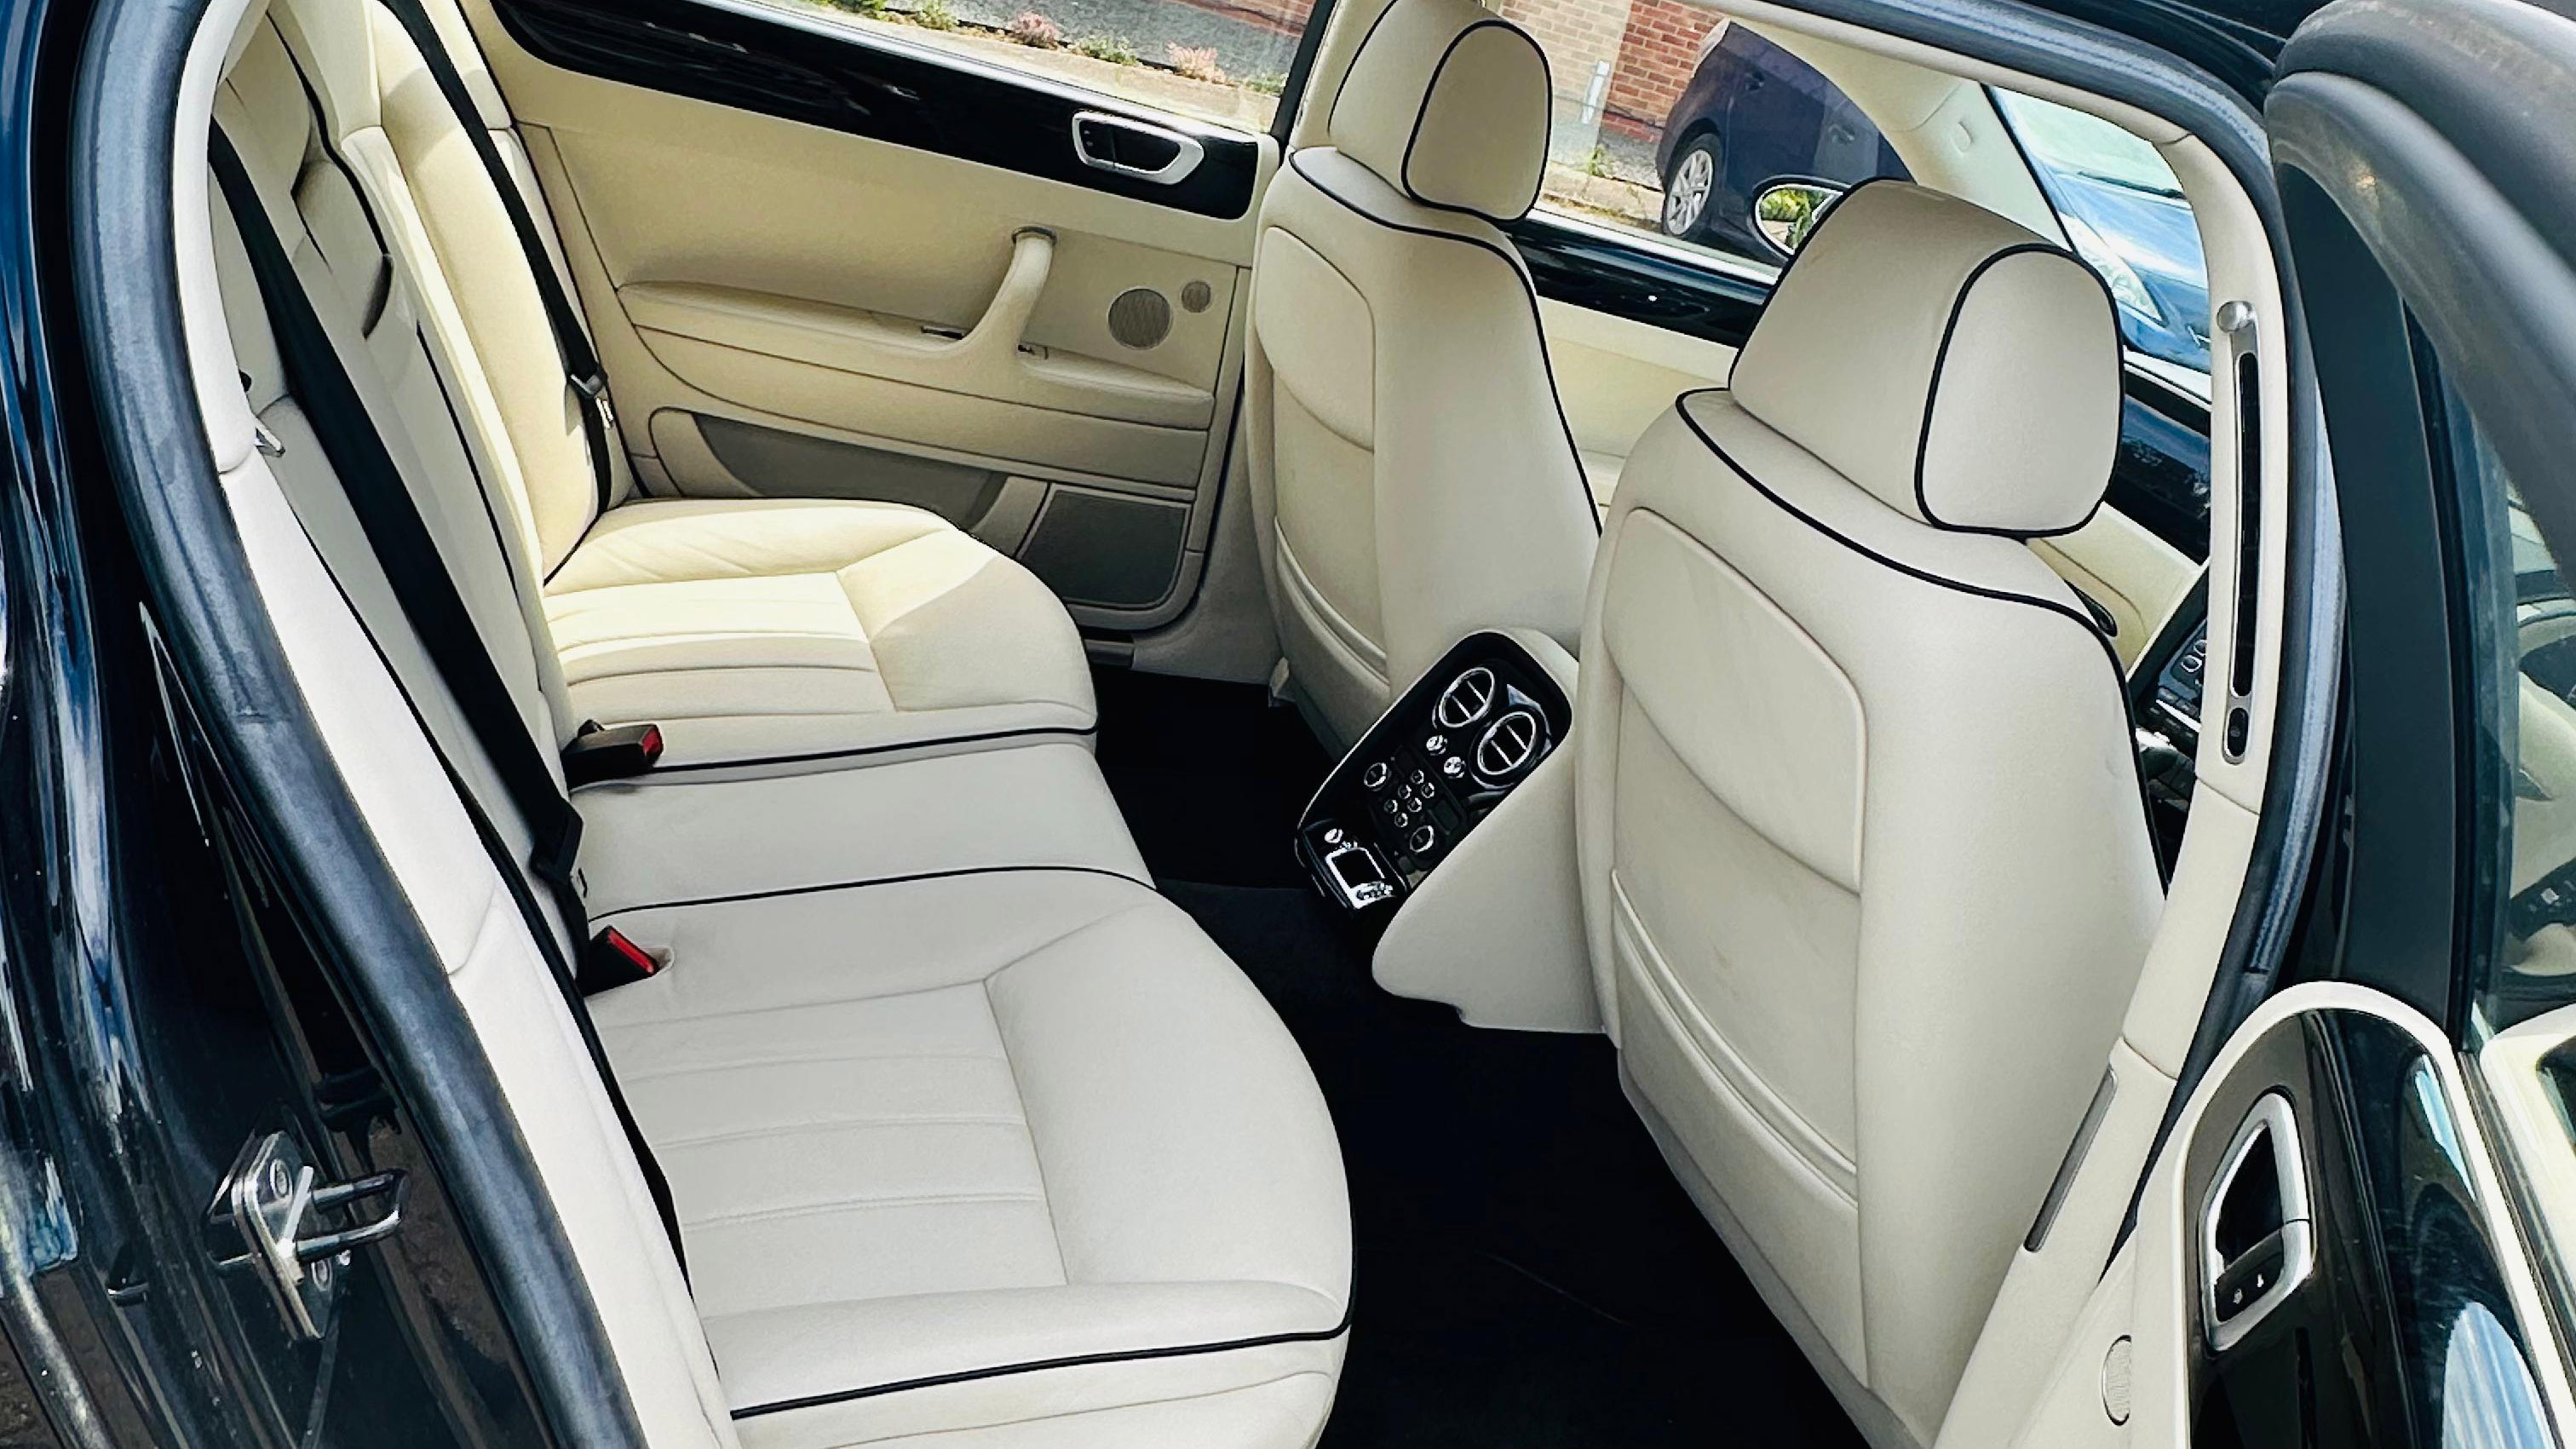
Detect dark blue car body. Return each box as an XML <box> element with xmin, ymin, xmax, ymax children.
<box><xmin>1651</xmin><ymin>25</ymin><xmax>1908</xmax><ymax>258</ymax></box>
<box><xmin>1655</xmin><ymin>25</ymin><xmax>2212</xmax><ymax>372</ymax></box>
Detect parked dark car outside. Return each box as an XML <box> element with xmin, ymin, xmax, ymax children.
<box><xmin>1652</xmin><ymin>23</ymin><xmax>1908</xmax><ymax>257</ymax></box>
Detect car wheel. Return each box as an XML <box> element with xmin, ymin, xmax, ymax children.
<box><xmin>1661</xmin><ymin>136</ymin><xmax>1720</xmax><ymax>239</ymax></box>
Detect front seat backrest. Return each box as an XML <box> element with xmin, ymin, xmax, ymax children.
<box><xmin>1575</xmin><ymin>180</ymin><xmax>2163</xmax><ymax>1449</ymax></box>
<box><xmin>1246</xmin><ymin>0</ymin><xmax>1598</xmax><ymax>747</ymax></box>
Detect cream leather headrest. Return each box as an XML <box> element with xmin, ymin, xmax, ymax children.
<box><xmin>1731</xmin><ymin>181</ymin><xmax>2122</xmax><ymax>537</ymax></box>
<box><xmin>1326</xmin><ymin>0</ymin><xmax>1551</xmax><ymax>222</ymax></box>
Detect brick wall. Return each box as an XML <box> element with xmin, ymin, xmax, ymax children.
<box><xmin>1168</xmin><ymin>0</ymin><xmax>1723</xmax><ymax>145</ymax></box>
<box><xmin>1496</xmin><ymin>0</ymin><xmax>1628</xmax><ymax>157</ymax></box>
<box><xmin>1488</xmin><ymin>0</ymin><xmax>1724</xmax><ymax>149</ymax></box>
<box><xmin>1496</xmin><ymin>0</ymin><xmax>1631</xmax><ymax>83</ymax></box>
<box><xmin>1604</xmin><ymin>3</ymin><xmax>1722</xmax><ymax>139</ymax></box>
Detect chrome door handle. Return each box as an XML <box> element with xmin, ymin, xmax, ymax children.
<box><xmin>2199</xmin><ymin>1091</ymin><xmax>2314</xmax><ymax>1351</ymax></box>
<box><xmin>1070</xmin><ymin>110</ymin><xmax>1205</xmax><ymax>186</ymax></box>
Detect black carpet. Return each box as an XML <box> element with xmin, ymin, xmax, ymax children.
<box><xmin>1093</xmin><ymin>666</ymin><xmax>1866</xmax><ymax>1448</ymax></box>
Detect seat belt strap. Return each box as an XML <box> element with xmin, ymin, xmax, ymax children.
<box><xmin>376</xmin><ymin>0</ymin><xmax>617</xmax><ymax>518</ymax></box>
<box><xmin>211</xmin><ymin>131</ymin><xmax>588</xmax><ymax>940</ymax></box>
<box><xmin>440</xmin><ymin>756</ymin><xmax>689</xmax><ymax>1274</ymax></box>
<box><xmin>214</xmin><ymin>130</ymin><xmax>686</xmax><ymax>1272</ymax></box>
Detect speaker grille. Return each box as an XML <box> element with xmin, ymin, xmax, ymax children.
<box><xmin>1180</xmin><ymin>279</ymin><xmax>1213</xmax><ymax>313</ymax></box>
<box><xmin>1107</xmin><ymin>287</ymin><xmax>1172</xmax><ymax>349</ymax></box>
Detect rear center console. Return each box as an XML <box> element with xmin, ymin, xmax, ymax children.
<box><xmin>1298</xmin><ymin>633</ymin><xmax>1573</xmax><ymax>913</ymax></box>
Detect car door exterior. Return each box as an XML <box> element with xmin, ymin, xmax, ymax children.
<box><xmin>2023</xmin><ymin>1</ymin><xmax>2576</xmax><ymax>1441</ymax></box>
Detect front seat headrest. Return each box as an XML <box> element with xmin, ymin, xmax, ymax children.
<box><xmin>1730</xmin><ymin>181</ymin><xmax>2124</xmax><ymax>538</ymax></box>
<box><xmin>1326</xmin><ymin>0</ymin><xmax>1552</xmax><ymax>223</ymax></box>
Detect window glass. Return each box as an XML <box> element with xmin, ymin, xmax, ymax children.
<box><xmin>1504</xmin><ymin>4</ymin><xmax>1906</xmax><ymax>274</ymax></box>
<box><xmin>778</xmin><ymin>0</ymin><xmax>1313</xmax><ymax>133</ymax></box>
<box><xmin>2456</xmin><ymin>385</ymin><xmax>2576</xmax><ymax>1039</ymax></box>
<box><xmin>1994</xmin><ymin>89</ymin><xmax>2211</xmax><ymax>381</ymax></box>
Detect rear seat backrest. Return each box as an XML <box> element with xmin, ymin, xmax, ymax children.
<box><xmin>213</xmin><ymin>16</ymin><xmax>571</xmax><ymax>806</ymax></box>
<box><xmin>211</xmin><ymin>14</ymin><xmax>737</xmax><ymax>1441</ymax></box>
<box><xmin>272</xmin><ymin>0</ymin><xmax>616</xmax><ymax>578</ymax></box>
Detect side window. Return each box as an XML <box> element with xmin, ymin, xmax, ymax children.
<box><xmin>1505</xmin><ymin>3</ymin><xmax>1906</xmax><ymax>273</ymax></box>
<box><xmin>2458</xmin><ymin>385</ymin><xmax>2576</xmax><ymax>1038</ymax></box>
<box><xmin>1994</xmin><ymin>89</ymin><xmax>2216</xmax><ymax>561</ymax></box>
<box><xmin>792</xmin><ymin>0</ymin><xmax>1319</xmax><ymax>133</ymax></box>
<box><xmin>1993</xmin><ymin>89</ymin><xmax>2212</xmax><ymax>380</ymax></box>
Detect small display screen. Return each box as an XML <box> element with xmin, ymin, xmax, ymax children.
<box><xmin>1331</xmin><ymin>848</ymin><xmax>1388</xmax><ymax>890</ymax></box>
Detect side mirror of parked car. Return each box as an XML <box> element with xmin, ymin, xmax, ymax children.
<box><xmin>1751</xmin><ymin>179</ymin><xmax>1842</xmax><ymax>256</ymax></box>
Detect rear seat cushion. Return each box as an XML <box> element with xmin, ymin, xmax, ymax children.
<box><xmin>591</xmin><ymin>870</ymin><xmax>1352</xmax><ymax>1446</ymax></box>
<box><xmin>543</xmin><ymin>497</ymin><xmax>1095</xmax><ymax>769</ymax></box>
<box><xmin>574</xmin><ymin>741</ymin><xmax>1147</xmax><ymax>918</ymax></box>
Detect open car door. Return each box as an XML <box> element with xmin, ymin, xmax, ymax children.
<box><xmin>2013</xmin><ymin>0</ymin><xmax>2576</xmax><ymax>1442</ymax></box>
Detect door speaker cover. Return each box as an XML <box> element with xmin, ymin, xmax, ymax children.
<box><xmin>1108</xmin><ymin>287</ymin><xmax>1173</xmax><ymax>349</ymax></box>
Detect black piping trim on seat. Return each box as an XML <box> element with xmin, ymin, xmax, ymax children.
<box><xmin>1666</xmin><ymin>388</ymin><xmax>2158</xmax><ymax>840</ymax></box>
<box><xmin>1907</xmin><ymin>242</ymin><xmax>2122</xmax><ymax>541</ymax></box>
<box><xmin>589</xmin><ymin>723</ymin><xmax>1102</xmax><ymax>782</ymax></box>
<box><xmin>1729</xmin><ymin>179</ymin><xmax>2119</xmax><ymax>542</ymax></box>
<box><xmin>1282</xmin><ymin>151</ymin><xmax>1601</xmax><ymax>532</ymax></box>
<box><xmin>730</xmin><ymin>1298</ymin><xmax>1356</xmax><ymax>1420</ymax></box>
<box><xmin>587</xmin><ymin>862</ymin><xmax>1154</xmax><ymax>921</ymax></box>
<box><xmin>1397</xmin><ymin>18</ymin><xmax>1550</xmax><ymax>226</ymax></box>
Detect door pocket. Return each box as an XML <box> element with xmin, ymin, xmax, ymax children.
<box><xmin>1018</xmin><ymin>484</ymin><xmax>1188</xmax><ymax>609</ymax></box>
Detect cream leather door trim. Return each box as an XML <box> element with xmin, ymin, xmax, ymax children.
<box><xmin>2031</xmin><ymin>503</ymin><xmax>2198</xmax><ymax>669</ymax></box>
<box><xmin>621</xmin><ymin>279</ymin><xmax>1216</xmax><ymax>430</ymax></box>
<box><xmin>631</xmin><ymin>330</ymin><xmax>1209</xmax><ymax>488</ymax></box>
<box><xmin>1538</xmin><ymin>297</ymin><xmax>1736</xmax><ymax>509</ymax></box>
<box><xmin>459</xmin><ymin>0</ymin><xmax>1267</xmax><ymax>503</ymax></box>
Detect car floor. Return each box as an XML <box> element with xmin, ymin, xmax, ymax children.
<box><xmin>1090</xmin><ymin>664</ymin><xmax>1866</xmax><ymax>1448</ymax></box>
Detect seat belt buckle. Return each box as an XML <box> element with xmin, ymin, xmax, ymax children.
<box><xmin>572</xmin><ymin>369</ymin><xmax>615</xmax><ymax>432</ymax></box>
<box><xmin>562</xmin><ymin>721</ymin><xmax>664</xmax><ymax>787</ymax></box>
<box><xmin>579</xmin><ymin>927</ymin><xmax>665</xmax><ymax>996</ymax></box>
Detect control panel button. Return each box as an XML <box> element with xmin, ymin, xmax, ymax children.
<box><xmin>1381</xmin><ymin>797</ymin><xmax>1403</xmax><ymax>819</ymax></box>
<box><xmin>1408</xmin><ymin>824</ymin><xmax>1438</xmax><ymax>854</ymax></box>
<box><xmin>1361</xmin><ymin>761</ymin><xmax>1390</xmax><ymax>791</ymax></box>
<box><xmin>1424</xmin><ymin>733</ymin><xmax>1448</xmax><ymax>756</ymax></box>
<box><xmin>1408</xmin><ymin>768</ymin><xmax>1427</xmax><ymax>785</ymax></box>
<box><xmin>1441</xmin><ymin>756</ymin><xmax>1466</xmax><ymax>779</ymax></box>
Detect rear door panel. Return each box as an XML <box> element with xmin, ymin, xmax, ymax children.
<box><xmin>459</xmin><ymin>0</ymin><xmax>1274</xmax><ymax>625</ymax></box>
<box><xmin>2016</xmin><ymin>986</ymin><xmax>2567</xmax><ymax>1447</ymax></box>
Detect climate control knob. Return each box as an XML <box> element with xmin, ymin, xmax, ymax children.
<box><xmin>1407</xmin><ymin>824</ymin><xmax>1438</xmax><ymax>854</ymax></box>
<box><xmin>1361</xmin><ymin>761</ymin><xmax>1390</xmax><ymax>791</ymax></box>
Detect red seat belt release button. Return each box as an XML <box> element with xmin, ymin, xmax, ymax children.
<box><xmin>563</xmin><ymin>721</ymin><xmax>665</xmax><ymax>787</ymax></box>
<box><xmin>579</xmin><ymin>927</ymin><xmax>665</xmax><ymax>996</ymax></box>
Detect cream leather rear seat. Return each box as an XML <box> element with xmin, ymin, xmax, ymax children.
<box><xmin>278</xmin><ymin>0</ymin><xmax>1094</xmax><ymax>773</ymax></box>
<box><xmin>210</xmin><ymin>9</ymin><xmax>1351</xmax><ymax>1444</ymax></box>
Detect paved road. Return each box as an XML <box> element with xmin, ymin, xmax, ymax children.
<box><xmin>937</xmin><ymin>0</ymin><xmax>1302</xmax><ymax>82</ymax></box>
